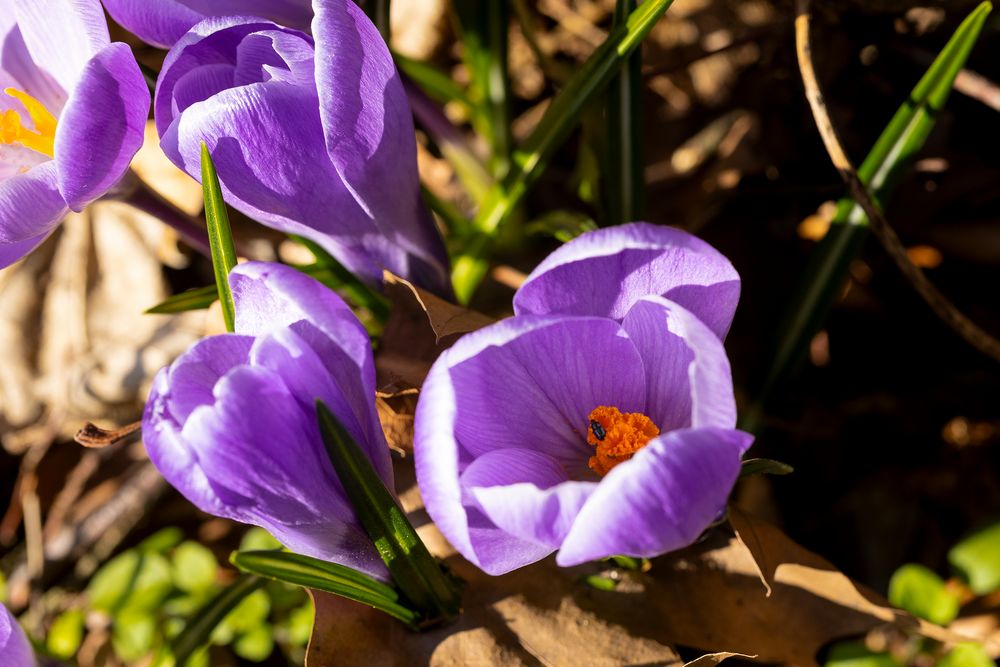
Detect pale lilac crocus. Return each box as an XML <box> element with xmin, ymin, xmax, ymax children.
<box><xmin>102</xmin><ymin>0</ymin><xmax>314</xmax><ymax>49</ymax></box>
<box><xmin>0</xmin><ymin>0</ymin><xmax>149</xmax><ymax>268</ymax></box>
<box><xmin>0</xmin><ymin>603</ymin><xmax>34</xmax><ymax>667</ymax></box>
<box><xmin>415</xmin><ymin>226</ymin><xmax>751</xmax><ymax>574</ymax></box>
<box><xmin>143</xmin><ymin>262</ymin><xmax>392</xmax><ymax>579</ymax></box>
<box><xmin>152</xmin><ymin>0</ymin><xmax>450</xmax><ymax>294</ymax></box>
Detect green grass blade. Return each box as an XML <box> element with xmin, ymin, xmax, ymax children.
<box><xmin>200</xmin><ymin>143</ymin><xmax>239</xmax><ymax>333</ymax></box>
<box><xmin>290</xmin><ymin>236</ymin><xmax>390</xmax><ymax>321</ymax></box>
<box><xmin>739</xmin><ymin>458</ymin><xmax>795</xmax><ymax>479</ymax></box>
<box><xmin>747</xmin><ymin>1</ymin><xmax>992</xmax><ymax>427</ymax></box>
<box><xmin>145</xmin><ymin>285</ymin><xmax>218</xmax><ymax>315</ymax></box>
<box><xmin>316</xmin><ymin>402</ymin><xmax>462</xmax><ymax>622</ymax></box>
<box><xmin>169</xmin><ymin>574</ymin><xmax>264</xmax><ymax>666</ymax></box>
<box><xmin>606</xmin><ymin>0</ymin><xmax>645</xmax><ymax>227</ymax></box>
<box><xmin>454</xmin><ymin>0</ymin><xmax>512</xmax><ymax>179</ymax></box>
<box><xmin>230</xmin><ymin>550</ymin><xmax>422</xmax><ymax>627</ymax></box>
<box><xmin>452</xmin><ymin>0</ymin><xmax>675</xmax><ymax>302</ymax></box>
<box><xmin>395</xmin><ymin>53</ymin><xmax>474</xmax><ymax>110</ymax></box>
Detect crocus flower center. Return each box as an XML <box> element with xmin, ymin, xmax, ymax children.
<box><xmin>0</xmin><ymin>88</ymin><xmax>57</xmax><ymax>158</ymax></box>
<box><xmin>586</xmin><ymin>406</ymin><xmax>660</xmax><ymax>476</ymax></box>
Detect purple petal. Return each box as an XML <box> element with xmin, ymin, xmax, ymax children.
<box><xmin>0</xmin><ymin>20</ymin><xmax>67</xmax><ymax>110</ymax></box>
<box><xmin>514</xmin><ymin>223</ymin><xmax>741</xmax><ymax>340</ymax></box>
<box><xmin>445</xmin><ymin>316</ymin><xmax>645</xmax><ymax>469</ymax></box>
<box><xmin>0</xmin><ymin>603</ymin><xmax>34</xmax><ymax>667</ymax></box>
<box><xmin>557</xmin><ymin>427</ymin><xmax>753</xmax><ymax>566</ymax></box>
<box><xmin>102</xmin><ymin>0</ymin><xmax>313</xmax><ymax>49</ymax></box>
<box><xmin>14</xmin><ymin>0</ymin><xmax>109</xmax><ymax>92</ymax></box>
<box><xmin>312</xmin><ymin>0</ymin><xmax>450</xmax><ymax>293</ymax></box>
<box><xmin>230</xmin><ymin>261</ymin><xmax>390</xmax><ymax>484</ymax></box>
<box><xmin>161</xmin><ymin>334</ymin><xmax>255</xmax><ymax>423</ymax></box>
<box><xmin>622</xmin><ymin>296</ymin><xmax>737</xmax><ymax>430</ymax></box>
<box><xmin>462</xmin><ymin>449</ymin><xmax>595</xmax><ymax>573</ymax></box>
<box><xmin>0</xmin><ymin>161</ymin><xmax>68</xmax><ymax>263</ymax></box>
<box><xmin>415</xmin><ymin>315</ymin><xmax>644</xmax><ymax>572</ymax></box>
<box><xmin>55</xmin><ymin>42</ymin><xmax>150</xmax><ymax>211</ymax></box>
<box><xmin>0</xmin><ymin>231</ymin><xmax>52</xmax><ymax>269</ymax></box>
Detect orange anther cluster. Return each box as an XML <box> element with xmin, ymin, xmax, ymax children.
<box><xmin>0</xmin><ymin>88</ymin><xmax>57</xmax><ymax>158</ymax></box>
<box><xmin>586</xmin><ymin>406</ymin><xmax>660</xmax><ymax>476</ymax></box>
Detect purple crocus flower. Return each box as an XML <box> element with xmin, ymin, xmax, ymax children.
<box><xmin>143</xmin><ymin>261</ymin><xmax>393</xmax><ymax>579</ymax></box>
<box><xmin>0</xmin><ymin>603</ymin><xmax>34</xmax><ymax>667</ymax></box>
<box><xmin>153</xmin><ymin>0</ymin><xmax>450</xmax><ymax>294</ymax></box>
<box><xmin>0</xmin><ymin>0</ymin><xmax>149</xmax><ymax>268</ymax></box>
<box><xmin>414</xmin><ymin>227</ymin><xmax>751</xmax><ymax>575</ymax></box>
<box><xmin>514</xmin><ymin>222</ymin><xmax>741</xmax><ymax>339</ymax></box>
<box><xmin>102</xmin><ymin>0</ymin><xmax>314</xmax><ymax>49</ymax></box>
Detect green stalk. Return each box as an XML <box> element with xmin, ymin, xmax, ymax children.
<box><xmin>317</xmin><ymin>402</ymin><xmax>462</xmax><ymax>624</ymax></box>
<box><xmin>200</xmin><ymin>144</ymin><xmax>239</xmax><ymax>333</ymax></box>
<box><xmin>452</xmin><ymin>0</ymin><xmax>676</xmax><ymax>302</ymax></box>
<box><xmin>606</xmin><ymin>0</ymin><xmax>645</xmax><ymax>227</ymax></box>
<box><xmin>169</xmin><ymin>575</ymin><xmax>264</xmax><ymax>666</ymax></box>
<box><xmin>745</xmin><ymin>1</ymin><xmax>992</xmax><ymax>430</ymax></box>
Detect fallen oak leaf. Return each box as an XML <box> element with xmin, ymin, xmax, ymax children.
<box><xmin>376</xmin><ymin>272</ymin><xmax>495</xmax><ymax>392</ymax></box>
<box><xmin>729</xmin><ymin>505</ymin><xmax>776</xmax><ymax>596</ymax></box>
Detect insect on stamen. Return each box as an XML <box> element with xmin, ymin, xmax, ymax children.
<box><xmin>590</xmin><ymin>420</ymin><xmax>606</xmax><ymax>441</ymax></box>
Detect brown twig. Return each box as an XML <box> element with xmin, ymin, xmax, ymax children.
<box><xmin>74</xmin><ymin>420</ymin><xmax>141</xmax><ymax>448</ymax></box>
<box><xmin>794</xmin><ymin>0</ymin><xmax>1000</xmax><ymax>364</ymax></box>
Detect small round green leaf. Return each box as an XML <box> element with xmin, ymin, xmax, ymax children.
<box><xmin>88</xmin><ymin>550</ymin><xmax>173</xmax><ymax>614</ymax></box>
<box><xmin>824</xmin><ymin>642</ymin><xmax>901</xmax><ymax>667</ymax></box>
<box><xmin>948</xmin><ymin>521</ymin><xmax>1000</xmax><ymax>595</ymax></box>
<box><xmin>111</xmin><ymin>610</ymin><xmax>157</xmax><ymax>663</ymax></box>
<box><xmin>172</xmin><ymin>541</ymin><xmax>219</xmax><ymax>593</ymax></box>
<box><xmin>888</xmin><ymin>564</ymin><xmax>960</xmax><ymax>625</ymax></box>
<box><xmin>46</xmin><ymin>609</ymin><xmax>85</xmax><ymax>660</ymax></box>
<box><xmin>936</xmin><ymin>643</ymin><xmax>994</xmax><ymax>667</ymax></box>
<box><xmin>233</xmin><ymin>624</ymin><xmax>275</xmax><ymax>662</ymax></box>
<box><xmin>239</xmin><ymin>528</ymin><xmax>282</xmax><ymax>553</ymax></box>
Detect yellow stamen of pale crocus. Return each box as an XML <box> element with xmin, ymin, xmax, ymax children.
<box><xmin>0</xmin><ymin>88</ymin><xmax>57</xmax><ymax>158</ymax></box>
<box><xmin>587</xmin><ymin>406</ymin><xmax>660</xmax><ymax>476</ymax></box>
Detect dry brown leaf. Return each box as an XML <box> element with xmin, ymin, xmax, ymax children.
<box><xmin>683</xmin><ymin>652</ymin><xmax>757</xmax><ymax>667</ymax></box>
<box><xmin>376</xmin><ymin>272</ymin><xmax>494</xmax><ymax>392</ymax></box>
<box><xmin>728</xmin><ymin>505</ymin><xmax>775</xmax><ymax>596</ymax></box>
<box><xmin>307</xmin><ymin>464</ymin><xmax>985</xmax><ymax>667</ymax></box>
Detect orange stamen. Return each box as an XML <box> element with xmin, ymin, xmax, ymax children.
<box><xmin>0</xmin><ymin>88</ymin><xmax>57</xmax><ymax>158</ymax></box>
<box><xmin>586</xmin><ymin>406</ymin><xmax>660</xmax><ymax>476</ymax></box>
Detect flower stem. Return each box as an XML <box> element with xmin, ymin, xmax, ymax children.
<box><xmin>120</xmin><ymin>172</ymin><xmax>212</xmax><ymax>257</ymax></box>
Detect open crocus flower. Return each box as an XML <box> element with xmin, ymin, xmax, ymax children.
<box><xmin>143</xmin><ymin>262</ymin><xmax>392</xmax><ymax>579</ymax></box>
<box><xmin>514</xmin><ymin>223</ymin><xmax>741</xmax><ymax>340</ymax></box>
<box><xmin>0</xmin><ymin>603</ymin><xmax>33</xmax><ymax>667</ymax></box>
<box><xmin>415</xmin><ymin>269</ymin><xmax>751</xmax><ymax>575</ymax></box>
<box><xmin>102</xmin><ymin>0</ymin><xmax>313</xmax><ymax>49</ymax></box>
<box><xmin>153</xmin><ymin>0</ymin><xmax>450</xmax><ymax>294</ymax></box>
<box><xmin>0</xmin><ymin>0</ymin><xmax>149</xmax><ymax>268</ymax></box>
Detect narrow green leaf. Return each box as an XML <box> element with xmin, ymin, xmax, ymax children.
<box><xmin>739</xmin><ymin>458</ymin><xmax>794</xmax><ymax>479</ymax></box>
<box><xmin>606</xmin><ymin>0</ymin><xmax>644</xmax><ymax>227</ymax></box>
<box><xmin>452</xmin><ymin>0</ymin><xmax>676</xmax><ymax>302</ymax></box>
<box><xmin>948</xmin><ymin>520</ymin><xmax>1000</xmax><ymax>595</ymax></box>
<box><xmin>231</xmin><ymin>550</ymin><xmax>422</xmax><ymax>627</ymax></box>
<box><xmin>748</xmin><ymin>1</ymin><xmax>992</xmax><ymax>424</ymax></box>
<box><xmin>454</xmin><ymin>0</ymin><xmax>513</xmax><ymax>178</ymax></box>
<box><xmin>317</xmin><ymin>401</ymin><xmax>462</xmax><ymax>623</ymax></box>
<box><xmin>169</xmin><ymin>574</ymin><xmax>264</xmax><ymax>667</ymax></box>
<box><xmin>395</xmin><ymin>53</ymin><xmax>473</xmax><ymax>111</ymax></box>
<box><xmin>290</xmin><ymin>236</ymin><xmax>390</xmax><ymax>321</ymax></box>
<box><xmin>200</xmin><ymin>143</ymin><xmax>239</xmax><ymax>333</ymax></box>
<box><xmin>145</xmin><ymin>286</ymin><xmax>218</xmax><ymax>315</ymax></box>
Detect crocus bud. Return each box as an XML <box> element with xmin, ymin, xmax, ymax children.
<box><xmin>0</xmin><ymin>0</ymin><xmax>148</xmax><ymax>268</ymax></box>
<box><xmin>153</xmin><ymin>0</ymin><xmax>451</xmax><ymax>294</ymax></box>
<box><xmin>143</xmin><ymin>262</ymin><xmax>393</xmax><ymax>579</ymax></box>
<box><xmin>102</xmin><ymin>0</ymin><xmax>314</xmax><ymax>49</ymax></box>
